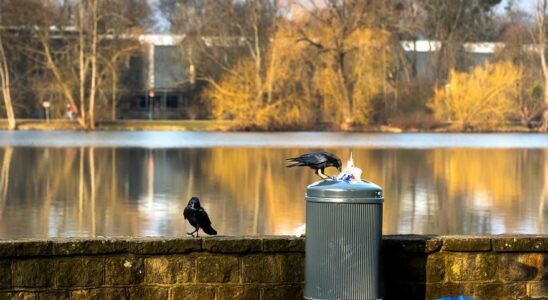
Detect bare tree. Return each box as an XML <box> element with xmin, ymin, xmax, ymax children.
<box><xmin>417</xmin><ymin>0</ymin><xmax>501</xmax><ymax>79</ymax></box>
<box><xmin>293</xmin><ymin>0</ymin><xmax>394</xmax><ymax>129</ymax></box>
<box><xmin>165</xmin><ymin>0</ymin><xmax>289</xmax><ymax>128</ymax></box>
<box><xmin>535</xmin><ymin>0</ymin><xmax>548</xmax><ymax>131</ymax></box>
<box><xmin>0</xmin><ymin>6</ymin><xmax>16</xmax><ymax>130</ymax></box>
<box><xmin>1</xmin><ymin>0</ymin><xmax>150</xmax><ymax>128</ymax></box>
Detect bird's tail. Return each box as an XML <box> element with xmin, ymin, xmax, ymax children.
<box><xmin>202</xmin><ymin>224</ymin><xmax>217</xmax><ymax>235</ymax></box>
<box><xmin>286</xmin><ymin>162</ymin><xmax>302</xmax><ymax>168</ymax></box>
<box><xmin>285</xmin><ymin>157</ymin><xmax>303</xmax><ymax>168</ymax></box>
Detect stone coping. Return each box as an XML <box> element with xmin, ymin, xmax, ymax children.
<box><xmin>383</xmin><ymin>234</ymin><xmax>548</xmax><ymax>253</ymax></box>
<box><xmin>0</xmin><ymin>236</ymin><xmax>304</xmax><ymax>257</ymax></box>
<box><xmin>0</xmin><ymin>235</ymin><xmax>546</xmax><ymax>258</ymax></box>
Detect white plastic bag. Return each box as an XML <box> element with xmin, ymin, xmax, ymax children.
<box><xmin>336</xmin><ymin>152</ymin><xmax>362</xmax><ymax>183</ymax></box>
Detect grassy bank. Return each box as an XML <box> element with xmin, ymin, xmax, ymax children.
<box><xmin>0</xmin><ymin>119</ymin><xmax>233</xmax><ymax>131</ymax></box>
<box><xmin>0</xmin><ymin>118</ymin><xmax>542</xmax><ymax>132</ymax></box>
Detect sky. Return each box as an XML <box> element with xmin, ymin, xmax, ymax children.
<box><xmin>499</xmin><ymin>0</ymin><xmax>535</xmax><ymax>14</ymax></box>
<box><xmin>147</xmin><ymin>0</ymin><xmax>169</xmax><ymax>32</ymax></box>
<box><xmin>146</xmin><ymin>0</ymin><xmax>537</xmax><ymax>33</ymax></box>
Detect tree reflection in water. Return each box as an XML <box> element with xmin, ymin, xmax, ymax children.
<box><xmin>0</xmin><ymin>147</ymin><xmax>545</xmax><ymax>237</ymax></box>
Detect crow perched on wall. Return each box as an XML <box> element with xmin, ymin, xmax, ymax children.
<box><xmin>183</xmin><ymin>197</ymin><xmax>217</xmax><ymax>237</ymax></box>
<box><xmin>286</xmin><ymin>152</ymin><xmax>342</xmax><ymax>179</ymax></box>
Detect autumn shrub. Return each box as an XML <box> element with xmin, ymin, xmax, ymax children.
<box><xmin>307</xmin><ymin>28</ymin><xmax>392</xmax><ymax>129</ymax></box>
<box><xmin>205</xmin><ymin>26</ymin><xmax>316</xmax><ymax>130</ymax></box>
<box><xmin>205</xmin><ymin>18</ymin><xmax>393</xmax><ymax>131</ymax></box>
<box><xmin>428</xmin><ymin>61</ymin><xmax>522</xmax><ymax>130</ymax></box>
<box><xmin>385</xmin><ymin>78</ymin><xmax>436</xmax><ymax>129</ymax></box>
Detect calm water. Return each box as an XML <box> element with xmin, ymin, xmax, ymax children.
<box><xmin>0</xmin><ymin>132</ymin><xmax>546</xmax><ymax>238</ymax></box>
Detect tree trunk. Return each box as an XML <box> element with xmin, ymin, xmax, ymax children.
<box><xmin>265</xmin><ymin>35</ymin><xmax>277</xmax><ymax>105</ymax></box>
<box><xmin>265</xmin><ymin>0</ymin><xmax>280</xmax><ymax>105</ymax></box>
<box><xmin>78</xmin><ymin>2</ymin><xmax>88</xmax><ymax>128</ymax></box>
<box><xmin>0</xmin><ymin>33</ymin><xmax>16</xmax><ymax>130</ymax></box>
<box><xmin>539</xmin><ymin>42</ymin><xmax>548</xmax><ymax>131</ymax></box>
<box><xmin>336</xmin><ymin>53</ymin><xmax>352</xmax><ymax>130</ymax></box>
<box><xmin>39</xmin><ymin>34</ymin><xmax>86</xmax><ymax>128</ymax></box>
<box><xmin>543</xmin><ymin>77</ymin><xmax>548</xmax><ymax>131</ymax></box>
<box><xmin>537</xmin><ymin>0</ymin><xmax>548</xmax><ymax>131</ymax></box>
<box><xmin>111</xmin><ymin>72</ymin><xmax>117</xmax><ymax>121</ymax></box>
<box><xmin>253</xmin><ymin>22</ymin><xmax>263</xmax><ymax>106</ymax></box>
<box><xmin>88</xmin><ymin>0</ymin><xmax>98</xmax><ymax>129</ymax></box>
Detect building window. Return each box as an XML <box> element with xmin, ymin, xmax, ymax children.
<box><xmin>166</xmin><ymin>96</ymin><xmax>178</xmax><ymax>108</ymax></box>
<box><xmin>139</xmin><ymin>96</ymin><xmax>148</xmax><ymax>109</ymax></box>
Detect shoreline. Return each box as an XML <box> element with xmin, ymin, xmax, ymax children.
<box><xmin>0</xmin><ymin>131</ymin><xmax>545</xmax><ymax>149</ymax></box>
<box><xmin>0</xmin><ymin>119</ymin><xmax>542</xmax><ymax>133</ymax></box>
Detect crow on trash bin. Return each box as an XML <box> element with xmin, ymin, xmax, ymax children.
<box><xmin>183</xmin><ymin>197</ymin><xmax>217</xmax><ymax>237</ymax></box>
<box><xmin>285</xmin><ymin>152</ymin><xmax>342</xmax><ymax>180</ymax></box>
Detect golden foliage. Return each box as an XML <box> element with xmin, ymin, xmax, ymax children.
<box><xmin>205</xmin><ymin>20</ymin><xmax>393</xmax><ymax>130</ymax></box>
<box><xmin>205</xmin><ymin>25</ymin><xmax>316</xmax><ymax>130</ymax></box>
<box><xmin>206</xmin><ymin>58</ymin><xmax>264</xmax><ymax>127</ymax></box>
<box><xmin>429</xmin><ymin>61</ymin><xmax>522</xmax><ymax>130</ymax></box>
<box><xmin>307</xmin><ymin>26</ymin><xmax>393</xmax><ymax>127</ymax></box>
<box><xmin>348</xmin><ymin>28</ymin><xmax>392</xmax><ymax>125</ymax></box>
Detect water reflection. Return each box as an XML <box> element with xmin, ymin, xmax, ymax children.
<box><xmin>0</xmin><ymin>147</ymin><xmax>545</xmax><ymax>238</ymax></box>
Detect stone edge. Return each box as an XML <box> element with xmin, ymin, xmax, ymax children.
<box><xmin>0</xmin><ymin>236</ymin><xmax>306</xmax><ymax>257</ymax></box>
<box><xmin>0</xmin><ymin>235</ymin><xmax>547</xmax><ymax>257</ymax></box>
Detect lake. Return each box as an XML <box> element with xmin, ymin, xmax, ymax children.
<box><xmin>0</xmin><ymin>131</ymin><xmax>546</xmax><ymax>238</ymax></box>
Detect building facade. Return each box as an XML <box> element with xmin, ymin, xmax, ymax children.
<box><xmin>117</xmin><ymin>34</ymin><xmax>202</xmax><ymax>120</ymax></box>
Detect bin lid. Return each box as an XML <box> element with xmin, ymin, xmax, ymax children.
<box><xmin>306</xmin><ymin>179</ymin><xmax>383</xmax><ymax>204</ymax></box>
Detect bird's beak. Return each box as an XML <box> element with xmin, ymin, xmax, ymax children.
<box><xmin>338</xmin><ymin>166</ymin><xmax>342</xmax><ymax>173</ymax></box>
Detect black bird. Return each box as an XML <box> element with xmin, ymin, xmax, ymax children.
<box><xmin>183</xmin><ymin>197</ymin><xmax>217</xmax><ymax>237</ymax></box>
<box><xmin>286</xmin><ymin>152</ymin><xmax>342</xmax><ymax>179</ymax></box>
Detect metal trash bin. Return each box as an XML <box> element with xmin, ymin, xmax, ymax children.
<box><xmin>305</xmin><ymin>179</ymin><xmax>384</xmax><ymax>300</ymax></box>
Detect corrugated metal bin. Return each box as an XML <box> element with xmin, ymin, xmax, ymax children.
<box><xmin>305</xmin><ymin>179</ymin><xmax>383</xmax><ymax>300</ymax></box>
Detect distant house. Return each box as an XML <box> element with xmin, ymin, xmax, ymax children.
<box><xmin>116</xmin><ymin>34</ymin><xmax>250</xmax><ymax>120</ymax></box>
<box><xmin>117</xmin><ymin>34</ymin><xmax>199</xmax><ymax>119</ymax></box>
<box><xmin>400</xmin><ymin>40</ymin><xmax>504</xmax><ymax>79</ymax></box>
<box><xmin>0</xmin><ymin>25</ymin><xmax>527</xmax><ymax>120</ymax></box>
<box><xmin>116</xmin><ymin>38</ymin><xmax>507</xmax><ymax>119</ymax></box>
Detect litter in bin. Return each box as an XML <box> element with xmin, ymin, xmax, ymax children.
<box><xmin>336</xmin><ymin>152</ymin><xmax>362</xmax><ymax>183</ymax></box>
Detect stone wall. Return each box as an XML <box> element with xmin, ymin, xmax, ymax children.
<box><xmin>0</xmin><ymin>237</ymin><xmax>304</xmax><ymax>300</ymax></box>
<box><xmin>0</xmin><ymin>235</ymin><xmax>546</xmax><ymax>300</ymax></box>
<box><xmin>383</xmin><ymin>235</ymin><xmax>548</xmax><ymax>299</ymax></box>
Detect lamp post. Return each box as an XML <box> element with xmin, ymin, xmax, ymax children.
<box><xmin>148</xmin><ymin>90</ymin><xmax>154</xmax><ymax>120</ymax></box>
<box><xmin>42</xmin><ymin>101</ymin><xmax>51</xmax><ymax>123</ymax></box>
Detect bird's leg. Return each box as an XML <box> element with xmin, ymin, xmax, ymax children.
<box><xmin>187</xmin><ymin>228</ymin><xmax>198</xmax><ymax>237</ymax></box>
<box><xmin>314</xmin><ymin>169</ymin><xmax>324</xmax><ymax>180</ymax></box>
<box><xmin>196</xmin><ymin>228</ymin><xmax>200</xmax><ymax>238</ymax></box>
<box><xmin>318</xmin><ymin>168</ymin><xmax>329</xmax><ymax>180</ymax></box>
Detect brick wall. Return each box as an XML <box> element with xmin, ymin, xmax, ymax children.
<box><xmin>0</xmin><ymin>237</ymin><xmax>304</xmax><ymax>300</ymax></box>
<box><xmin>383</xmin><ymin>235</ymin><xmax>548</xmax><ymax>299</ymax></box>
<box><xmin>0</xmin><ymin>235</ymin><xmax>546</xmax><ymax>300</ymax></box>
